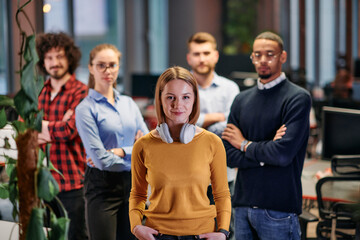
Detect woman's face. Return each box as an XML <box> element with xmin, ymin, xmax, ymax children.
<box><xmin>161</xmin><ymin>79</ymin><xmax>195</xmax><ymax>126</ymax></box>
<box><xmin>89</xmin><ymin>48</ymin><xmax>119</xmax><ymax>89</ymax></box>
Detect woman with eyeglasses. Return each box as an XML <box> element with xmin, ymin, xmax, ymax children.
<box><xmin>75</xmin><ymin>43</ymin><xmax>149</xmax><ymax>240</ymax></box>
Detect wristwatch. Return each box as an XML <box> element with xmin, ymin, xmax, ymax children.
<box><xmin>218</xmin><ymin>229</ymin><xmax>230</xmax><ymax>239</ymax></box>
<box><xmin>240</xmin><ymin>139</ymin><xmax>248</xmax><ymax>152</ymax></box>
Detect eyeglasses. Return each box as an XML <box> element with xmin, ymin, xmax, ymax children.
<box><xmin>95</xmin><ymin>63</ymin><xmax>119</xmax><ymax>73</ymax></box>
<box><xmin>250</xmin><ymin>52</ymin><xmax>281</xmax><ymax>64</ymax></box>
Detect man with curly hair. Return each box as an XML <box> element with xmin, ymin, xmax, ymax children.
<box><xmin>36</xmin><ymin>32</ymin><xmax>88</xmax><ymax>240</ymax></box>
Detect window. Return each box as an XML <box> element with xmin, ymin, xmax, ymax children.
<box><xmin>0</xmin><ymin>0</ymin><xmax>10</xmax><ymax>95</ymax></box>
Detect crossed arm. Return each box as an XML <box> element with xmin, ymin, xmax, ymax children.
<box><xmin>222</xmin><ymin>123</ymin><xmax>287</xmax><ymax>152</ymax></box>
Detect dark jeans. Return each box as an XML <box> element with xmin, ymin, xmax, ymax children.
<box><xmin>47</xmin><ymin>188</ymin><xmax>88</xmax><ymax>240</ymax></box>
<box><xmin>234</xmin><ymin>207</ymin><xmax>301</xmax><ymax>240</ymax></box>
<box><xmin>84</xmin><ymin>167</ymin><xmax>135</xmax><ymax>240</ymax></box>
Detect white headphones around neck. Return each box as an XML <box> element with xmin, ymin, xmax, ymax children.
<box><xmin>156</xmin><ymin>123</ymin><xmax>196</xmax><ymax>144</ymax></box>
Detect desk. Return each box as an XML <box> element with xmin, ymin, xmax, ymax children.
<box><xmin>302</xmin><ymin>158</ymin><xmax>360</xmax><ymax>202</ymax></box>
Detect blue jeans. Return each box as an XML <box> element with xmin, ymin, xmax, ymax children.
<box><xmin>234</xmin><ymin>207</ymin><xmax>301</xmax><ymax>240</ymax></box>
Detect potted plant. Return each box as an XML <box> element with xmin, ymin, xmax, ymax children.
<box><xmin>0</xmin><ymin>1</ymin><xmax>69</xmax><ymax>239</ymax></box>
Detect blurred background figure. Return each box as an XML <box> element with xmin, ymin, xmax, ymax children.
<box><xmin>76</xmin><ymin>44</ymin><xmax>148</xmax><ymax>240</ymax></box>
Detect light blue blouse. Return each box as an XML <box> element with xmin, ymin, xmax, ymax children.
<box><xmin>75</xmin><ymin>88</ymin><xmax>149</xmax><ymax>172</ymax></box>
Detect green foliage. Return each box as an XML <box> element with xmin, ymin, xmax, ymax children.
<box><xmin>0</xmin><ymin>95</ymin><xmax>15</xmax><ymax>107</ymax></box>
<box><xmin>0</xmin><ymin>183</ymin><xmax>9</xmax><ymax>199</ymax></box>
<box><xmin>26</xmin><ymin>208</ymin><xmax>47</xmax><ymax>240</ymax></box>
<box><xmin>13</xmin><ymin>34</ymin><xmax>44</xmax><ymax>132</ymax></box>
<box><xmin>223</xmin><ymin>0</ymin><xmax>258</xmax><ymax>54</ymax></box>
<box><xmin>0</xmin><ymin>108</ymin><xmax>6</xmax><ymax>128</ymax></box>
<box><xmin>48</xmin><ymin>201</ymin><xmax>70</xmax><ymax>240</ymax></box>
<box><xmin>0</xmin><ymin>1</ymin><xmax>69</xmax><ymax>238</ymax></box>
<box><xmin>37</xmin><ymin>167</ymin><xmax>59</xmax><ymax>202</ymax></box>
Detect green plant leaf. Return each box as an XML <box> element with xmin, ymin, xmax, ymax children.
<box><xmin>8</xmin><ymin>166</ymin><xmax>18</xmax><ymax>219</ymax></box>
<box><xmin>34</xmin><ymin>110</ymin><xmax>43</xmax><ymax>132</ymax></box>
<box><xmin>48</xmin><ymin>161</ymin><xmax>65</xmax><ymax>180</ymax></box>
<box><xmin>14</xmin><ymin>89</ymin><xmax>37</xmax><ymax>120</ymax></box>
<box><xmin>24</xmin><ymin>35</ymin><xmax>38</xmax><ymax>62</ymax></box>
<box><xmin>26</xmin><ymin>208</ymin><xmax>47</xmax><ymax>240</ymax></box>
<box><xmin>48</xmin><ymin>212</ymin><xmax>70</xmax><ymax>240</ymax></box>
<box><xmin>0</xmin><ymin>183</ymin><xmax>9</xmax><ymax>199</ymax></box>
<box><xmin>21</xmin><ymin>61</ymin><xmax>39</xmax><ymax>103</ymax></box>
<box><xmin>12</xmin><ymin>120</ymin><xmax>27</xmax><ymax>134</ymax></box>
<box><xmin>37</xmin><ymin>148</ymin><xmax>46</xmax><ymax>168</ymax></box>
<box><xmin>0</xmin><ymin>95</ymin><xmax>15</xmax><ymax>107</ymax></box>
<box><xmin>0</xmin><ymin>108</ymin><xmax>7</xmax><ymax>128</ymax></box>
<box><xmin>37</xmin><ymin>167</ymin><xmax>59</xmax><ymax>202</ymax></box>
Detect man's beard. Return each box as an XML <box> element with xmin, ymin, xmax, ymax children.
<box><xmin>49</xmin><ymin>68</ymin><xmax>68</xmax><ymax>80</ymax></box>
<box><xmin>258</xmin><ymin>73</ymin><xmax>272</xmax><ymax>79</ymax></box>
<box><xmin>194</xmin><ymin>64</ymin><xmax>213</xmax><ymax>75</ymax></box>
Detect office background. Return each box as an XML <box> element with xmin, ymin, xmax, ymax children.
<box><xmin>0</xmin><ymin>0</ymin><xmax>359</xmax><ymax>97</ymax></box>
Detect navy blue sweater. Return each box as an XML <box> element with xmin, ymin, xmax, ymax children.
<box><xmin>224</xmin><ymin>79</ymin><xmax>311</xmax><ymax>214</ymax></box>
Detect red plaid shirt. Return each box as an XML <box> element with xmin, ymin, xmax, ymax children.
<box><xmin>38</xmin><ymin>75</ymin><xmax>88</xmax><ymax>192</ymax></box>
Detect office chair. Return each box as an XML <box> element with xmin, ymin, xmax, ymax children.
<box><xmin>315</xmin><ymin>176</ymin><xmax>360</xmax><ymax>239</ymax></box>
<box><xmin>331</xmin><ymin>155</ymin><xmax>360</xmax><ymax>176</ymax></box>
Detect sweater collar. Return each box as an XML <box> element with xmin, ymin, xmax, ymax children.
<box><xmin>257</xmin><ymin>72</ymin><xmax>286</xmax><ymax>90</ymax></box>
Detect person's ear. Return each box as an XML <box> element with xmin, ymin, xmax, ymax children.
<box><xmin>214</xmin><ymin>50</ymin><xmax>219</xmax><ymax>64</ymax></box>
<box><xmin>280</xmin><ymin>50</ymin><xmax>287</xmax><ymax>64</ymax></box>
<box><xmin>88</xmin><ymin>64</ymin><xmax>94</xmax><ymax>75</ymax></box>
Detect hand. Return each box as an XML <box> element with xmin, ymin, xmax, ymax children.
<box><xmin>273</xmin><ymin>124</ymin><xmax>286</xmax><ymax>141</ymax></box>
<box><xmin>221</xmin><ymin>123</ymin><xmax>245</xmax><ymax>150</ymax></box>
<box><xmin>87</xmin><ymin>158</ymin><xmax>95</xmax><ymax>167</ymax></box>
<box><xmin>109</xmin><ymin>148</ymin><xmax>125</xmax><ymax>158</ymax></box>
<box><xmin>38</xmin><ymin>120</ymin><xmax>51</xmax><ymax>144</ymax></box>
<box><xmin>62</xmin><ymin>109</ymin><xmax>74</xmax><ymax>121</ymax></box>
<box><xmin>132</xmin><ymin>225</ymin><xmax>158</xmax><ymax>240</ymax></box>
<box><xmin>135</xmin><ymin>129</ymin><xmax>144</xmax><ymax>142</ymax></box>
<box><xmin>199</xmin><ymin>232</ymin><xmax>226</xmax><ymax>240</ymax></box>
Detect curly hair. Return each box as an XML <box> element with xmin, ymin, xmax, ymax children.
<box><xmin>36</xmin><ymin>32</ymin><xmax>81</xmax><ymax>75</ymax></box>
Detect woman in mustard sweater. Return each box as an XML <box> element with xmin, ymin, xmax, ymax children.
<box><xmin>129</xmin><ymin>66</ymin><xmax>231</xmax><ymax>240</ymax></box>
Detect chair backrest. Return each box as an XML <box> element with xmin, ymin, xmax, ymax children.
<box><xmin>316</xmin><ymin>176</ymin><xmax>360</xmax><ymax>219</ymax></box>
<box><xmin>315</xmin><ymin>176</ymin><xmax>360</xmax><ymax>239</ymax></box>
<box><xmin>331</xmin><ymin>155</ymin><xmax>360</xmax><ymax>176</ymax></box>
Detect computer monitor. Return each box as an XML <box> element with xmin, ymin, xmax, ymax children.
<box><xmin>131</xmin><ymin>74</ymin><xmax>159</xmax><ymax>99</ymax></box>
<box><xmin>321</xmin><ymin>106</ymin><xmax>360</xmax><ymax>159</ymax></box>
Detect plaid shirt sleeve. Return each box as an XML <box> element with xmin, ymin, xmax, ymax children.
<box><xmin>38</xmin><ymin>76</ymin><xmax>88</xmax><ymax>192</ymax></box>
<box><xmin>47</xmin><ymin>80</ymin><xmax>88</xmax><ymax>142</ymax></box>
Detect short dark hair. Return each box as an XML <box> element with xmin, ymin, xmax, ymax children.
<box><xmin>255</xmin><ymin>31</ymin><xmax>284</xmax><ymax>51</ymax></box>
<box><xmin>36</xmin><ymin>32</ymin><xmax>81</xmax><ymax>75</ymax></box>
<box><xmin>187</xmin><ymin>32</ymin><xmax>217</xmax><ymax>51</ymax></box>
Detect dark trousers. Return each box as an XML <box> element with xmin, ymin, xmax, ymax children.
<box><xmin>47</xmin><ymin>188</ymin><xmax>88</xmax><ymax>240</ymax></box>
<box><xmin>207</xmin><ymin>181</ymin><xmax>235</xmax><ymax>240</ymax></box>
<box><xmin>84</xmin><ymin>167</ymin><xmax>135</xmax><ymax>240</ymax></box>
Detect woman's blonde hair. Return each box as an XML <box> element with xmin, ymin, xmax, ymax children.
<box><xmin>88</xmin><ymin>44</ymin><xmax>121</xmax><ymax>89</ymax></box>
<box><xmin>154</xmin><ymin>66</ymin><xmax>200</xmax><ymax>125</ymax></box>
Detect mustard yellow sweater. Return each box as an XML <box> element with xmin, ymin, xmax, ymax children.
<box><xmin>129</xmin><ymin>130</ymin><xmax>231</xmax><ymax>236</ymax></box>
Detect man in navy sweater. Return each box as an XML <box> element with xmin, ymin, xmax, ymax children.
<box><xmin>222</xmin><ymin>31</ymin><xmax>311</xmax><ymax>240</ymax></box>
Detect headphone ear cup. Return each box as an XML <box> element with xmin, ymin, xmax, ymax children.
<box><xmin>156</xmin><ymin>123</ymin><xmax>173</xmax><ymax>143</ymax></box>
<box><xmin>180</xmin><ymin>123</ymin><xmax>196</xmax><ymax>144</ymax></box>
